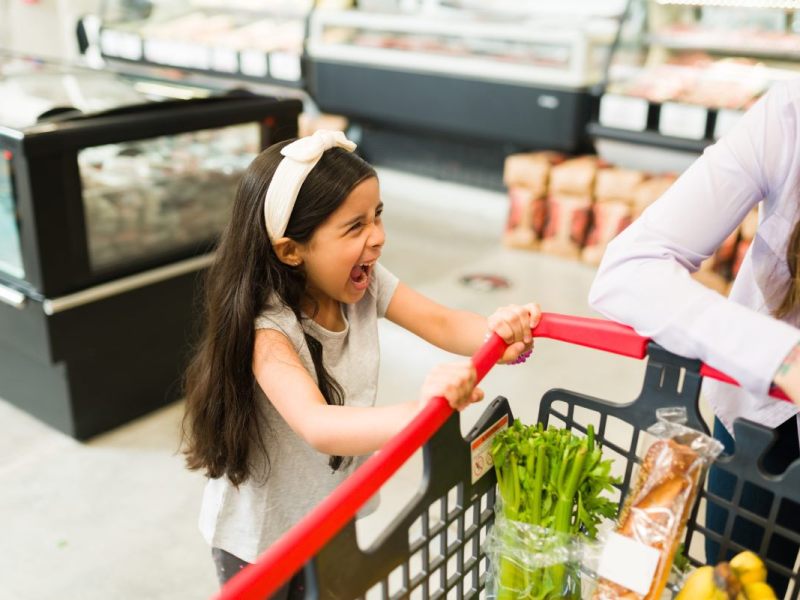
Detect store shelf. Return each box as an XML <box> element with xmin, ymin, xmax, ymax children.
<box><xmin>89</xmin><ymin>0</ymin><xmax>310</xmax><ymax>89</ymax></box>
<box><xmin>592</xmin><ymin>0</ymin><xmax>800</xmax><ymax>163</ymax></box>
<box><xmin>647</xmin><ymin>33</ymin><xmax>800</xmax><ymax>61</ymax></box>
<box><xmin>98</xmin><ymin>25</ymin><xmax>305</xmax><ymax>87</ymax></box>
<box><xmin>307</xmin><ymin>9</ymin><xmax>618</xmax><ymax>89</ymax></box>
<box><xmin>588</xmin><ymin>122</ymin><xmax>710</xmax><ymax>153</ymax></box>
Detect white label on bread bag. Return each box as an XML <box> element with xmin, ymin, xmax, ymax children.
<box><xmin>659</xmin><ymin>102</ymin><xmax>708</xmax><ymax>140</ymax></box>
<box><xmin>470</xmin><ymin>414</ymin><xmax>508</xmax><ymax>484</ymax></box>
<box><xmin>597</xmin><ymin>532</ymin><xmax>661</xmax><ymax>595</ymax></box>
<box><xmin>599</xmin><ymin>94</ymin><xmax>649</xmax><ymax>132</ymax></box>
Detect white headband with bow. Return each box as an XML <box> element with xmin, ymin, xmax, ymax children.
<box><xmin>263</xmin><ymin>129</ymin><xmax>357</xmax><ymax>241</ymax></box>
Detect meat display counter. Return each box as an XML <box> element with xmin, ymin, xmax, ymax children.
<box><xmin>589</xmin><ymin>0</ymin><xmax>800</xmax><ymax>168</ymax></box>
<box><xmin>92</xmin><ymin>0</ymin><xmax>313</xmax><ymax>89</ymax></box>
<box><xmin>304</xmin><ymin>3</ymin><xmax>624</xmax><ymax>188</ymax></box>
<box><xmin>0</xmin><ymin>56</ymin><xmax>301</xmax><ymax>438</ymax></box>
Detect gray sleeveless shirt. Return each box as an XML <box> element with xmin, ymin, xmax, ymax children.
<box><xmin>198</xmin><ymin>263</ymin><xmax>398</xmax><ymax>563</ymax></box>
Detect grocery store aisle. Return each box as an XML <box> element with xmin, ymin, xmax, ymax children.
<box><xmin>0</xmin><ymin>168</ymin><xmax>648</xmax><ymax>600</ymax></box>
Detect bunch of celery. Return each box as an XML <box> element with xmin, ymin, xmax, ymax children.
<box><xmin>491</xmin><ymin>421</ymin><xmax>619</xmax><ymax>599</ymax></box>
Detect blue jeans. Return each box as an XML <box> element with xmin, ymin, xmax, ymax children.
<box><xmin>706</xmin><ymin>417</ymin><xmax>799</xmax><ymax>596</ymax></box>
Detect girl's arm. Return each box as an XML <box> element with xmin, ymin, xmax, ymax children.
<box><xmin>253</xmin><ymin>329</ymin><xmax>482</xmax><ymax>456</ymax></box>
<box><xmin>589</xmin><ymin>81</ymin><xmax>800</xmax><ymax>397</ymax></box>
<box><xmin>384</xmin><ymin>282</ymin><xmax>540</xmax><ymax>363</ymax></box>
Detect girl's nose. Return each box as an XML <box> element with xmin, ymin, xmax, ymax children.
<box><xmin>369</xmin><ymin>222</ymin><xmax>385</xmax><ymax>248</ymax></box>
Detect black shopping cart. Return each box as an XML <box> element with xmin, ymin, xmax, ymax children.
<box><xmin>217</xmin><ymin>313</ymin><xmax>800</xmax><ymax>600</ymax></box>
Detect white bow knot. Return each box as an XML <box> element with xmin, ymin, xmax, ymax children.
<box><xmin>264</xmin><ymin>130</ymin><xmax>358</xmax><ymax>241</ymax></box>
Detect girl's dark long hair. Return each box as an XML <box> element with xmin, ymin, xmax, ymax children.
<box><xmin>182</xmin><ymin>140</ymin><xmax>376</xmax><ymax>486</ymax></box>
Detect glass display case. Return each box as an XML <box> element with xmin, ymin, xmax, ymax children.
<box><xmin>95</xmin><ymin>0</ymin><xmax>313</xmax><ymax>87</ymax></box>
<box><xmin>0</xmin><ymin>55</ymin><xmax>302</xmax><ymax>440</ymax></box>
<box><xmin>0</xmin><ymin>56</ymin><xmax>299</xmax><ymax>297</ymax></box>
<box><xmin>0</xmin><ymin>151</ymin><xmax>23</xmax><ymax>280</ymax></box>
<box><xmin>590</xmin><ymin>0</ymin><xmax>800</xmax><ymax>155</ymax></box>
<box><xmin>306</xmin><ymin>5</ymin><xmax>623</xmax><ymax>151</ymax></box>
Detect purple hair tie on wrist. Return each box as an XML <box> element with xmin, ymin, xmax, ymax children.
<box><xmin>511</xmin><ymin>349</ymin><xmax>533</xmax><ymax>365</ymax></box>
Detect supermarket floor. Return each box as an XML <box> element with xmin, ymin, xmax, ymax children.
<box><xmin>0</xmin><ymin>168</ymin><xmax>653</xmax><ymax>600</ymax></box>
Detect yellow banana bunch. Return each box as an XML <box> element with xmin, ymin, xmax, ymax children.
<box><xmin>730</xmin><ymin>552</ymin><xmax>768</xmax><ymax>587</ymax></box>
<box><xmin>675</xmin><ymin>551</ymin><xmax>776</xmax><ymax>600</ymax></box>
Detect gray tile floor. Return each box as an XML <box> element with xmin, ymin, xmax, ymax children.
<box><xmin>0</xmin><ymin>169</ymin><xmax>651</xmax><ymax>600</ymax></box>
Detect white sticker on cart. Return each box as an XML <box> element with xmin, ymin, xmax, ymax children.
<box><xmin>470</xmin><ymin>414</ymin><xmax>509</xmax><ymax>484</ymax></box>
<box><xmin>598</xmin><ymin>94</ymin><xmax>649</xmax><ymax>132</ymax></box>
<box><xmin>659</xmin><ymin>102</ymin><xmax>708</xmax><ymax>140</ymax></box>
<box><xmin>596</xmin><ymin>532</ymin><xmax>660</xmax><ymax>595</ymax></box>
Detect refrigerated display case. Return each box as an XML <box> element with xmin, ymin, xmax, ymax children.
<box><xmin>0</xmin><ymin>56</ymin><xmax>302</xmax><ymax>438</ymax></box>
<box><xmin>590</xmin><ymin>0</ymin><xmax>800</xmax><ymax>159</ymax></box>
<box><xmin>304</xmin><ymin>4</ymin><xmax>623</xmax><ymax>188</ymax></box>
<box><xmin>94</xmin><ymin>0</ymin><xmax>313</xmax><ymax>88</ymax></box>
<box><xmin>307</xmin><ymin>6</ymin><xmax>621</xmax><ymax>149</ymax></box>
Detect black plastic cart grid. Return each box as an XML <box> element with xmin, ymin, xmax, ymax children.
<box><xmin>216</xmin><ymin>313</ymin><xmax>799</xmax><ymax>600</ymax></box>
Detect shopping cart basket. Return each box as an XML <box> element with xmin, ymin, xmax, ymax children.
<box><xmin>217</xmin><ymin>313</ymin><xmax>799</xmax><ymax>600</ymax></box>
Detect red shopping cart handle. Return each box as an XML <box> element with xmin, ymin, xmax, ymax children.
<box><xmin>215</xmin><ymin>313</ymin><xmax>793</xmax><ymax>600</ymax></box>
<box><xmin>530</xmin><ymin>312</ymin><xmax>791</xmax><ymax>402</ymax></box>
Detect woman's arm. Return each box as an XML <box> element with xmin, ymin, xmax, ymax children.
<box><xmin>253</xmin><ymin>329</ymin><xmax>481</xmax><ymax>456</ymax></box>
<box><xmin>774</xmin><ymin>342</ymin><xmax>800</xmax><ymax>404</ymax></box>
<box><xmin>384</xmin><ymin>282</ymin><xmax>539</xmax><ymax>362</ymax></box>
<box><xmin>589</xmin><ymin>81</ymin><xmax>800</xmax><ymax>396</ymax></box>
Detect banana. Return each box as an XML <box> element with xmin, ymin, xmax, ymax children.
<box><xmin>676</xmin><ymin>566</ymin><xmax>726</xmax><ymax>600</ymax></box>
<box><xmin>729</xmin><ymin>551</ymin><xmax>768</xmax><ymax>586</ymax></box>
<box><xmin>740</xmin><ymin>582</ymin><xmax>777</xmax><ymax>600</ymax></box>
<box><xmin>676</xmin><ymin>553</ymin><xmax>774</xmax><ymax>600</ymax></box>
<box><xmin>714</xmin><ymin>562</ymin><xmax>742</xmax><ymax>599</ymax></box>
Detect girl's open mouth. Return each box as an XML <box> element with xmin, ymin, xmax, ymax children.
<box><xmin>349</xmin><ymin>262</ymin><xmax>373</xmax><ymax>290</ymax></box>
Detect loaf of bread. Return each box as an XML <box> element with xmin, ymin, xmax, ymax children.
<box><xmin>594</xmin><ymin>438</ymin><xmax>704</xmax><ymax>600</ymax></box>
<box><xmin>631</xmin><ymin>175</ymin><xmax>677</xmax><ymax>219</ymax></box>
<box><xmin>540</xmin><ymin>194</ymin><xmax>593</xmax><ymax>259</ymax></box>
<box><xmin>582</xmin><ymin>201</ymin><xmax>633</xmax><ymax>266</ymax></box>
<box><xmin>594</xmin><ymin>168</ymin><xmax>646</xmax><ymax>204</ymax></box>
<box><xmin>503</xmin><ymin>151</ymin><xmax>563</xmax><ymax>194</ymax></box>
<box><xmin>504</xmin><ymin>186</ymin><xmax>545</xmax><ymax>249</ymax></box>
<box><xmin>549</xmin><ymin>156</ymin><xmax>600</xmax><ymax>196</ymax></box>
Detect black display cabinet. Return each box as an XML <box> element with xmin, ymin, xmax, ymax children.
<box><xmin>0</xmin><ymin>58</ymin><xmax>301</xmax><ymax>438</ymax></box>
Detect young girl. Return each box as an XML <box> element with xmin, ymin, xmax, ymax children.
<box><xmin>181</xmin><ymin>130</ymin><xmax>540</xmax><ymax>594</ymax></box>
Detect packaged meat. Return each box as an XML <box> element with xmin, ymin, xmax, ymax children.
<box><xmin>593</xmin><ymin>409</ymin><xmax>723</xmax><ymax>600</ymax></box>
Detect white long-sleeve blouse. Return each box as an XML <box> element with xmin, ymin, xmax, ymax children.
<box><xmin>589</xmin><ymin>79</ymin><xmax>800</xmax><ymax>434</ymax></box>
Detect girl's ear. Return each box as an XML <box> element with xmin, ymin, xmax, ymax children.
<box><xmin>272</xmin><ymin>237</ymin><xmax>303</xmax><ymax>267</ymax></box>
